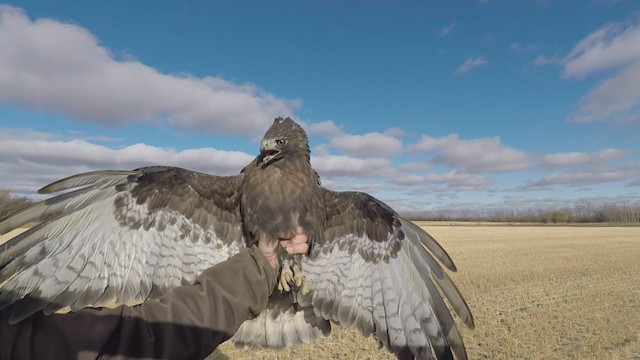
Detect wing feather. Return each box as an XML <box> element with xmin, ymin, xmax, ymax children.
<box><xmin>299</xmin><ymin>189</ymin><xmax>473</xmax><ymax>360</ymax></box>
<box><xmin>231</xmin><ymin>293</ymin><xmax>331</xmax><ymax>348</ymax></box>
<box><xmin>0</xmin><ymin>167</ymin><xmax>246</xmax><ymax>322</ymax></box>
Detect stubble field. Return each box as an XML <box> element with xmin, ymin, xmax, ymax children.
<box><xmin>214</xmin><ymin>223</ymin><xmax>640</xmax><ymax>360</ymax></box>
<box><xmin>2</xmin><ymin>224</ymin><xmax>639</xmax><ymax>359</ymax></box>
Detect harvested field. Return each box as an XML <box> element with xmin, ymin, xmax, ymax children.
<box><xmin>2</xmin><ymin>224</ymin><xmax>639</xmax><ymax>359</ymax></box>
<box><xmin>214</xmin><ymin>224</ymin><xmax>640</xmax><ymax>359</ymax></box>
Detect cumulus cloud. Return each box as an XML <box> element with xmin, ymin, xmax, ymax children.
<box><xmin>389</xmin><ymin>175</ymin><xmax>427</xmax><ymax>186</ymax></box>
<box><xmin>302</xmin><ymin>120</ymin><xmax>344</xmax><ymax>137</ymax></box>
<box><xmin>0</xmin><ymin>5</ymin><xmax>298</xmax><ymax>135</ymax></box>
<box><xmin>397</xmin><ymin>162</ymin><xmax>431</xmax><ymax>173</ymax></box>
<box><xmin>455</xmin><ymin>56</ymin><xmax>487</xmax><ymax>74</ymax></box>
<box><xmin>311</xmin><ymin>155</ymin><xmax>395</xmax><ymax>179</ymax></box>
<box><xmin>543</xmin><ymin>148</ymin><xmax>631</xmax><ymax>168</ymax></box>
<box><xmin>407</xmin><ymin>133</ymin><xmax>533</xmax><ymax>173</ymax></box>
<box><xmin>383</xmin><ymin>127</ymin><xmax>406</xmax><ymax>138</ymax></box>
<box><xmin>0</xmin><ymin>130</ymin><xmax>253</xmax><ymax>196</ymax></box>
<box><xmin>329</xmin><ymin>132</ymin><xmax>403</xmax><ymax>158</ymax></box>
<box><xmin>563</xmin><ymin>21</ymin><xmax>640</xmax><ymax>123</ymax></box>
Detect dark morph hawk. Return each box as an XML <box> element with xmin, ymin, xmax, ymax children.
<box><xmin>0</xmin><ymin>117</ymin><xmax>474</xmax><ymax>359</ymax></box>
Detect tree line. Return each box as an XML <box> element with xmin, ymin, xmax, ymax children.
<box><xmin>402</xmin><ymin>202</ymin><xmax>640</xmax><ymax>224</ymax></box>
<box><xmin>1</xmin><ymin>188</ymin><xmax>639</xmax><ymax>225</ymax></box>
<box><xmin>0</xmin><ymin>189</ymin><xmax>35</xmax><ymax>221</ymax></box>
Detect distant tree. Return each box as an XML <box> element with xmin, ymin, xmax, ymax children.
<box><xmin>550</xmin><ymin>209</ymin><xmax>573</xmax><ymax>223</ymax></box>
<box><xmin>0</xmin><ymin>189</ymin><xmax>35</xmax><ymax>220</ymax></box>
<box><xmin>400</xmin><ymin>200</ymin><xmax>640</xmax><ymax>224</ymax></box>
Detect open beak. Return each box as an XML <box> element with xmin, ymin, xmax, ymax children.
<box><xmin>260</xmin><ymin>139</ymin><xmax>280</xmax><ymax>164</ymax></box>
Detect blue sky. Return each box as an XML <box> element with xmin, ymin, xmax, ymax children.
<box><xmin>0</xmin><ymin>1</ymin><xmax>639</xmax><ymax>213</ymax></box>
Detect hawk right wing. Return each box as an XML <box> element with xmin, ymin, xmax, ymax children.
<box><xmin>0</xmin><ymin>166</ymin><xmax>246</xmax><ymax>323</ymax></box>
<box><xmin>299</xmin><ymin>189</ymin><xmax>474</xmax><ymax>360</ymax></box>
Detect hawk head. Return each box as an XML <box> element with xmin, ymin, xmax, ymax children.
<box><xmin>260</xmin><ymin>117</ymin><xmax>309</xmax><ymax>165</ymax></box>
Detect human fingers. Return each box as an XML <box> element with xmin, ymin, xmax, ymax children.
<box><xmin>289</xmin><ymin>230</ymin><xmax>308</xmax><ymax>245</ymax></box>
<box><xmin>278</xmin><ymin>227</ymin><xmax>307</xmax><ymax>244</ymax></box>
<box><xmin>285</xmin><ymin>242</ymin><xmax>309</xmax><ymax>255</ymax></box>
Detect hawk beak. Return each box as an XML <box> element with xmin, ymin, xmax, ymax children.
<box><xmin>260</xmin><ymin>139</ymin><xmax>280</xmax><ymax>164</ymax></box>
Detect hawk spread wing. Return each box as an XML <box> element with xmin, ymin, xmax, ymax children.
<box><xmin>0</xmin><ymin>117</ymin><xmax>473</xmax><ymax>359</ymax></box>
<box><xmin>230</xmin><ymin>190</ymin><xmax>474</xmax><ymax>360</ymax></box>
<box><xmin>304</xmin><ymin>190</ymin><xmax>474</xmax><ymax>359</ymax></box>
<box><xmin>0</xmin><ymin>166</ymin><xmax>245</xmax><ymax>323</ymax></box>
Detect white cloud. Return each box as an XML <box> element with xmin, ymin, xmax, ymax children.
<box><xmin>438</xmin><ymin>22</ymin><xmax>457</xmax><ymax>37</ymax></box>
<box><xmin>563</xmin><ymin>22</ymin><xmax>640</xmax><ymax>79</ymax></box>
<box><xmin>425</xmin><ymin>171</ymin><xmax>494</xmax><ymax>188</ymax></box>
<box><xmin>329</xmin><ymin>132</ymin><xmax>403</xmax><ymax>158</ymax></box>
<box><xmin>407</xmin><ymin>133</ymin><xmax>533</xmax><ymax>173</ymax></box>
<box><xmin>455</xmin><ymin>56</ymin><xmax>487</xmax><ymax>74</ymax></box>
<box><xmin>0</xmin><ymin>6</ymin><xmax>298</xmax><ymax>136</ymax></box>
<box><xmin>562</xmin><ymin>21</ymin><xmax>640</xmax><ymax>124</ymax></box>
<box><xmin>570</xmin><ymin>61</ymin><xmax>640</xmax><ymax>123</ymax></box>
<box><xmin>311</xmin><ymin>144</ymin><xmax>330</xmax><ymax>156</ymax></box>
<box><xmin>397</xmin><ymin>162</ymin><xmax>431</xmax><ymax>173</ymax></box>
<box><xmin>390</xmin><ymin>171</ymin><xmax>493</xmax><ymax>189</ymax></box>
<box><xmin>311</xmin><ymin>155</ymin><xmax>394</xmax><ymax>179</ymax></box>
<box><xmin>543</xmin><ymin>148</ymin><xmax>630</xmax><ymax>168</ymax></box>
<box><xmin>531</xmin><ymin>55</ymin><xmax>558</xmax><ymax>66</ymax></box>
<box><xmin>303</xmin><ymin>120</ymin><xmax>343</xmax><ymax>137</ymax></box>
<box><xmin>0</xmin><ymin>132</ymin><xmax>253</xmax><ymax>196</ymax></box>
<box><xmin>389</xmin><ymin>175</ymin><xmax>427</xmax><ymax>186</ymax></box>
<box><xmin>526</xmin><ymin>170</ymin><xmax>632</xmax><ymax>188</ymax></box>
<box><xmin>383</xmin><ymin>127</ymin><xmax>406</xmax><ymax>138</ymax></box>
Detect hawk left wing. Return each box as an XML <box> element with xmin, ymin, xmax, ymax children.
<box><xmin>300</xmin><ymin>189</ymin><xmax>475</xmax><ymax>360</ymax></box>
<box><xmin>0</xmin><ymin>167</ymin><xmax>246</xmax><ymax>323</ymax></box>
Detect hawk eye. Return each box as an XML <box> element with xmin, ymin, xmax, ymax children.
<box><xmin>276</xmin><ymin>138</ymin><xmax>286</xmax><ymax>146</ymax></box>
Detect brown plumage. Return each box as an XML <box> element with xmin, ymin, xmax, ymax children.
<box><xmin>0</xmin><ymin>117</ymin><xmax>474</xmax><ymax>359</ymax></box>
<box><xmin>242</xmin><ymin>122</ymin><xmax>321</xmax><ymax>244</ymax></box>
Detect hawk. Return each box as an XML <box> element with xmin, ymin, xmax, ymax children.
<box><xmin>0</xmin><ymin>117</ymin><xmax>474</xmax><ymax>359</ymax></box>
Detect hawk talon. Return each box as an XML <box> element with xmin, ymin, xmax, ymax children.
<box><xmin>278</xmin><ymin>263</ymin><xmax>294</xmax><ymax>292</ymax></box>
<box><xmin>278</xmin><ymin>263</ymin><xmax>309</xmax><ymax>295</ymax></box>
<box><xmin>292</xmin><ymin>264</ymin><xmax>310</xmax><ymax>296</ymax></box>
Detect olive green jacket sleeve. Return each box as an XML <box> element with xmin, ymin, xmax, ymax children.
<box><xmin>0</xmin><ymin>246</ymin><xmax>276</xmax><ymax>360</ymax></box>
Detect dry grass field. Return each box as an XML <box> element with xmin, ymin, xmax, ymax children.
<box><xmin>2</xmin><ymin>224</ymin><xmax>639</xmax><ymax>359</ymax></box>
<box><xmin>214</xmin><ymin>223</ymin><xmax>640</xmax><ymax>360</ymax></box>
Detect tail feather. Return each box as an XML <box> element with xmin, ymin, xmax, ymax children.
<box><xmin>232</xmin><ymin>293</ymin><xmax>330</xmax><ymax>349</ymax></box>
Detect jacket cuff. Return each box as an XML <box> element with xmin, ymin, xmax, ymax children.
<box><xmin>248</xmin><ymin>245</ymin><xmax>277</xmax><ymax>292</ymax></box>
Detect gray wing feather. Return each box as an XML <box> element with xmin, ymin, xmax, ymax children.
<box><xmin>298</xmin><ymin>189</ymin><xmax>473</xmax><ymax>360</ymax></box>
<box><xmin>0</xmin><ymin>171</ymin><xmax>133</xmax><ymax>246</ymax></box>
<box><xmin>231</xmin><ymin>293</ymin><xmax>330</xmax><ymax>348</ymax></box>
<box><xmin>37</xmin><ymin>170</ymin><xmax>137</xmax><ymax>194</ymax></box>
<box><xmin>0</xmin><ymin>167</ymin><xmax>245</xmax><ymax>323</ymax></box>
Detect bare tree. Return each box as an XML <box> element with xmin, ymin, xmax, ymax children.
<box><xmin>0</xmin><ymin>189</ymin><xmax>35</xmax><ymax>221</ymax></box>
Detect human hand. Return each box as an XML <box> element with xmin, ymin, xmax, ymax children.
<box><xmin>258</xmin><ymin>226</ymin><xmax>309</xmax><ymax>272</ymax></box>
<box><xmin>278</xmin><ymin>226</ymin><xmax>309</xmax><ymax>256</ymax></box>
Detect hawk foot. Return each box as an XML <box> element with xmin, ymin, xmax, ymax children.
<box><xmin>277</xmin><ymin>263</ymin><xmax>309</xmax><ymax>295</ymax></box>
